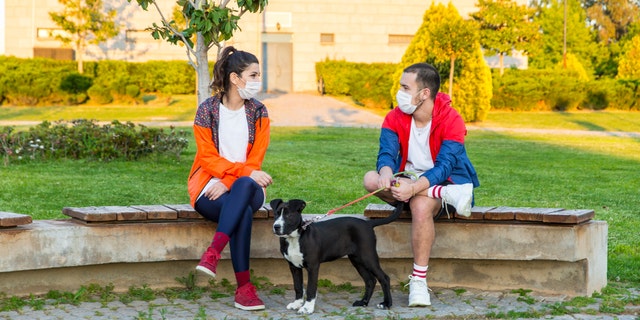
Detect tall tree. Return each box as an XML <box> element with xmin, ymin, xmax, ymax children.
<box><xmin>429</xmin><ymin>5</ymin><xmax>478</xmax><ymax>100</ymax></box>
<box><xmin>49</xmin><ymin>0</ymin><xmax>120</xmax><ymax>74</ymax></box>
<box><xmin>127</xmin><ymin>0</ymin><xmax>268</xmax><ymax>105</ymax></box>
<box><xmin>617</xmin><ymin>34</ymin><xmax>640</xmax><ymax>78</ymax></box>
<box><xmin>530</xmin><ymin>0</ymin><xmax>604</xmax><ymax>74</ymax></box>
<box><xmin>393</xmin><ymin>2</ymin><xmax>492</xmax><ymax>122</ymax></box>
<box><xmin>583</xmin><ymin>0</ymin><xmax>640</xmax><ymax>43</ymax></box>
<box><xmin>471</xmin><ymin>0</ymin><xmax>540</xmax><ymax>75</ymax></box>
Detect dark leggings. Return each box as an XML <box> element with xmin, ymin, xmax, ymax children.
<box><xmin>194</xmin><ymin>176</ymin><xmax>264</xmax><ymax>273</ymax></box>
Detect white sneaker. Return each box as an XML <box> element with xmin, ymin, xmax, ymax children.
<box><xmin>442</xmin><ymin>183</ymin><xmax>473</xmax><ymax>217</ymax></box>
<box><xmin>407</xmin><ymin>275</ymin><xmax>431</xmax><ymax>307</ymax></box>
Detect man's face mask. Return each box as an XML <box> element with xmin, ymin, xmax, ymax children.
<box><xmin>396</xmin><ymin>89</ymin><xmax>424</xmax><ymax>114</ymax></box>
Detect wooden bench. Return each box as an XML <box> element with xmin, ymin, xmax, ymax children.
<box><xmin>0</xmin><ymin>203</ymin><xmax>606</xmax><ymax>298</ymax></box>
<box><xmin>61</xmin><ymin>204</ymin><xmax>270</xmax><ymax>223</ymax></box>
<box><xmin>364</xmin><ymin>203</ymin><xmax>596</xmax><ymax>224</ymax></box>
<box><xmin>364</xmin><ymin>203</ymin><xmax>607</xmax><ymax>297</ymax></box>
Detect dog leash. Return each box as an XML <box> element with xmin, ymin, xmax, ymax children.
<box><xmin>301</xmin><ymin>187</ymin><xmax>385</xmax><ymax>230</ymax></box>
<box><xmin>301</xmin><ymin>171</ymin><xmax>418</xmax><ymax>230</ymax></box>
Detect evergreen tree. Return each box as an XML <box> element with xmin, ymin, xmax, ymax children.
<box><xmin>393</xmin><ymin>2</ymin><xmax>492</xmax><ymax>122</ymax></box>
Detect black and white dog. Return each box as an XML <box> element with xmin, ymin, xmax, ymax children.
<box><xmin>270</xmin><ymin>199</ymin><xmax>402</xmax><ymax>314</ymax></box>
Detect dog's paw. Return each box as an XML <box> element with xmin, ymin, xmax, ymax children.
<box><xmin>352</xmin><ymin>300</ymin><xmax>368</xmax><ymax>307</ymax></box>
<box><xmin>376</xmin><ymin>302</ymin><xmax>391</xmax><ymax>310</ymax></box>
<box><xmin>297</xmin><ymin>299</ymin><xmax>316</xmax><ymax>314</ymax></box>
<box><xmin>286</xmin><ymin>299</ymin><xmax>304</xmax><ymax>310</ymax></box>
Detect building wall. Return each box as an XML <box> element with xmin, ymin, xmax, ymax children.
<box><xmin>2</xmin><ymin>0</ymin><xmax>525</xmax><ymax>93</ymax></box>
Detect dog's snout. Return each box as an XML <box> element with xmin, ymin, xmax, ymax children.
<box><xmin>273</xmin><ymin>224</ymin><xmax>282</xmax><ymax>234</ymax></box>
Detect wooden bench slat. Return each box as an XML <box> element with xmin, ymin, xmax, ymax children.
<box><xmin>164</xmin><ymin>204</ymin><xmax>202</xmax><ymax>219</ymax></box>
<box><xmin>0</xmin><ymin>212</ymin><xmax>33</xmax><ymax>227</ymax></box>
<box><xmin>457</xmin><ymin>206</ymin><xmax>496</xmax><ymax>220</ymax></box>
<box><xmin>131</xmin><ymin>205</ymin><xmax>178</xmax><ymax>220</ymax></box>
<box><xmin>63</xmin><ymin>207</ymin><xmax>118</xmax><ymax>222</ymax></box>
<box><xmin>542</xmin><ymin>209</ymin><xmax>595</xmax><ymax>224</ymax></box>
<box><xmin>514</xmin><ymin>207</ymin><xmax>565</xmax><ymax>222</ymax></box>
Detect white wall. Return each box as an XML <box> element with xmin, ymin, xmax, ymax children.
<box><xmin>0</xmin><ymin>0</ymin><xmax>5</xmax><ymax>54</ymax></box>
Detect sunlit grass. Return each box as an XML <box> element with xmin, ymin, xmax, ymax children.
<box><xmin>0</xmin><ymin>94</ymin><xmax>198</xmax><ymax>122</ymax></box>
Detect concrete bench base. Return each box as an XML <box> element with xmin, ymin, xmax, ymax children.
<box><xmin>0</xmin><ymin>211</ymin><xmax>607</xmax><ymax>297</ymax></box>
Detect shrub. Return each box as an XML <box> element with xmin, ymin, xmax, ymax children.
<box><xmin>125</xmin><ymin>84</ymin><xmax>141</xmax><ymax>98</ymax></box>
<box><xmin>87</xmin><ymin>85</ymin><xmax>113</xmax><ymax>104</ymax></box>
<box><xmin>0</xmin><ymin>120</ymin><xmax>189</xmax><ymax>165</ymax></box>
<box><xmin>60</xmin><ymin>73</ymin><xmax>93</xmax><ymax>94</ymax></box>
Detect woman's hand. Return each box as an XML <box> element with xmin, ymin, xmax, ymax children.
<box><xmin>250</xmin><ymin>170</ymin><xmax>273</xmax><ymax>188</ymax></box>
<box><xmin>204</xmin><ymin>182</ymin><xmax>229</xmax><ymax>201</ymax></box>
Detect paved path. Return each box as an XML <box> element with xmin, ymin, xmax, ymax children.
<box><xmin>0</xmin><ymin>284</ymin><xmax>637</xmax><ymax>319</ymax></box>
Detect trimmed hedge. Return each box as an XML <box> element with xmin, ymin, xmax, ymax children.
<box><xmin>316</xmin><ymin>59</ymin><xmax>639</xmax><ymax>113</ymax></box>
<box><xmin>316</xmin><ymin>60</ymin><xmax>396</xmax><ymax>110</ymax></box>
<box><xmin>0</xmin><ymin>56</ymin><xmax>199</xmax><ymax>106</ymax></box>
<box><xmin>492</xmin><ymin>69</ymin><xmax>640</xmax><ymax>111</ymax></box>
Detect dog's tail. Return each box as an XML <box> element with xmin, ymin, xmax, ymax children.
<box><xmin>368</xmin><ymin>202</ymin><xmax>404</xmax><ymax>228</ymax></box>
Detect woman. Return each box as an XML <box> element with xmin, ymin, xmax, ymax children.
<box><xmin>187</xmin><ymin>46</ymin><xmax>272</xmax><ymax>311</ymax></box>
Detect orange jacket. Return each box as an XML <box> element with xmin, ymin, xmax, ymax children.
<box><xmin>187</xmin><ymin>95</ymin><xmax>270</xmax><ymax>207</ymax></box>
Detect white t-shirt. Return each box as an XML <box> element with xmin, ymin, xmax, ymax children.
<box><xmin>405</xmin><ymin>118</ymin><xmax>434</xmax><ymax>179</ymax></box>
<box><xmin>198</xmin><ymin>104</ymin><xmax>249</xmax><ymax>199</ymax></box>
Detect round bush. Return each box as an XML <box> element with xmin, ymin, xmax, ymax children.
<box><xmin>60</xmin><ymin>73</ymin><xmax>93</xmax><ymax>94</ymax></box>
<box><xmin>125</xmin><ymin>84</ymin><xmax>140</xmax><ymax>98</ymax></box>
<box><xmin>87</xmin><ymin>85</ymin><xmax>113</xmax><ymax>104</ymax></box>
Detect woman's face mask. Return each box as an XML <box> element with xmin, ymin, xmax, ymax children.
<box><xmin>237</xmin><ymin>78</ymin><xmax>262</xmax><ymax>100</ymax></box>
<box><xmin>396</xmin><ymin>89</ymin><xmax>423</xmax><ymax>114</ymax></box>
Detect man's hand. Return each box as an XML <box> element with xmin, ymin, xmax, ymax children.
<box><xmin>377</xmin><ymin>167</ymin><xmax>395</xmax><ymax>190</ymax></box>
<box><xmin>391</xmin><ymin>179</ymin><xmax>414</xmax><ymax>202</ymax></box>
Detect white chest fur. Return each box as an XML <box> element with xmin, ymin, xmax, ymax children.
<box><xmin>284</xmin><ymin>237</ymin><xmax>304</xmax><ymax>268</ymax></box>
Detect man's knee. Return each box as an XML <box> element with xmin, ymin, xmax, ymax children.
<box><xmin>410</xmin><ymin>198</ymin><xmax>440</xmax><ymax>221</ymax></box>
<box><xmin>363</xmin><ymin>170</ymin><xmax>379</xmax><ymax>190</ymax></box>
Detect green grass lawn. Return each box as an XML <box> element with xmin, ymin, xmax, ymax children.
<box><xmin>0</xmin><ymin>99</ymin><xmax>639</xmax><ymax>287</ymax></box>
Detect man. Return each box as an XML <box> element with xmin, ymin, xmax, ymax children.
<box><xmin>363</xmin><ymin>63</ymin><xmax>479</xmax><ymax>307</ymax></box>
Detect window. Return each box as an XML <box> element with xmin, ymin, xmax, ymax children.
<box><xmin>320</xmin><ymin>33</ymin><xmax>334</xmax><ymax>45</ymax></box>
<box><xmin>388</xmin><ymin>34</ymin><xmax>413</xmax><ymax>45</ymax></box>
<box><xmin>33</xmin><ymin>47</ymin><xmax>75</xmax><ymax>60</ymax></box>
<box><xmin>37</xmin><ymin>28</ymin><xmax>69</xmax><ymax>40</ymax></box>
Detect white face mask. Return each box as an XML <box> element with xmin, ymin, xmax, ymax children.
<box><xmin>237</xmin><ymin>79</ymin><xmax>262</xmax><ymax>100</ymax></box>
<box><xmin>396</xmin><ymin>90</ymin><xmax>418</xmax><ymax>114</ymax></box>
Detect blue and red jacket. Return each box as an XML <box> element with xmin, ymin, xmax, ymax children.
<box><xmin>376</xmin><ymin>92</ymin><xmax>479</xmax><ymax>189</ymax></box>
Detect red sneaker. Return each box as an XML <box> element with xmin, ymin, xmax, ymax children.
<box><xmin>234</xmin><ymin>282</ymin><xmax>265</xmax><ymax>311</ymax></box>
<box><xmin>195</xmin><ymin>247</ymin><xmax>220</xmax><ymax>278</ymax></box>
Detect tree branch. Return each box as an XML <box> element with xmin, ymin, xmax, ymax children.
<box><xmin>151</xmin><ymin>1</ymin><xmax>197</xmax><ymax>60</ymax></box>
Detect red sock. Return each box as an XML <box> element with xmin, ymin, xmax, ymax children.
<box><xmin>428</xmin><ymin>185</ymin><xmax>443</xmax><ymax>199</ymax></box>
<box><xmin>211</xmin><ymin>232</ymin><xmax>230</xmax><ymax>253</ymax></box>
<box><xmin>412</xmin><ymin>263</ymin><xmax>428</xmax><ymax>279</ymax></box>
<box><xmin>235</xmin><ymin>270</ymin><xmax>251</xmax><ymax>287</ymax></box>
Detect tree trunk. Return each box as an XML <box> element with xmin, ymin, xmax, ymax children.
<box><xmin>449</xmin><ymin>56</ymin><xmax>455</xmax><ymax>101</ymax></box>
<box><xmin>499</xmin><ymin>53</ymin><xmax>504</xmax><ymax>76</ymax></box>
<box><xmin>195</xmin><ymin>33</ymin><xmax>211</xmax><ymax>106</ymax></box>
<box><xmin>77</xmin><ymin>46</ymin><xmax>85</xmax><ymax>74</ymax></box>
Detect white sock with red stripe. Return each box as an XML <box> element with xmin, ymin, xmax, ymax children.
<box><xmin>428</xmin><ymin>185</ymin><xmax>443</xmax><ymax>199</ymax></box>
<box><xmin>412</xmin><ymin>263</ymin><xmax>428</xmax><ymax>280</ymax></box>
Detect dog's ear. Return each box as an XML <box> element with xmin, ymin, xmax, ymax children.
<box><xmin>269</xmin><ymin>199</ymin><xmax>283</xmax><ymax>211</ymax></box>
<box><xmin>289</xmin><ymin>199</ymin><xmax>306</xmax><ymax>213</ymax></box>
